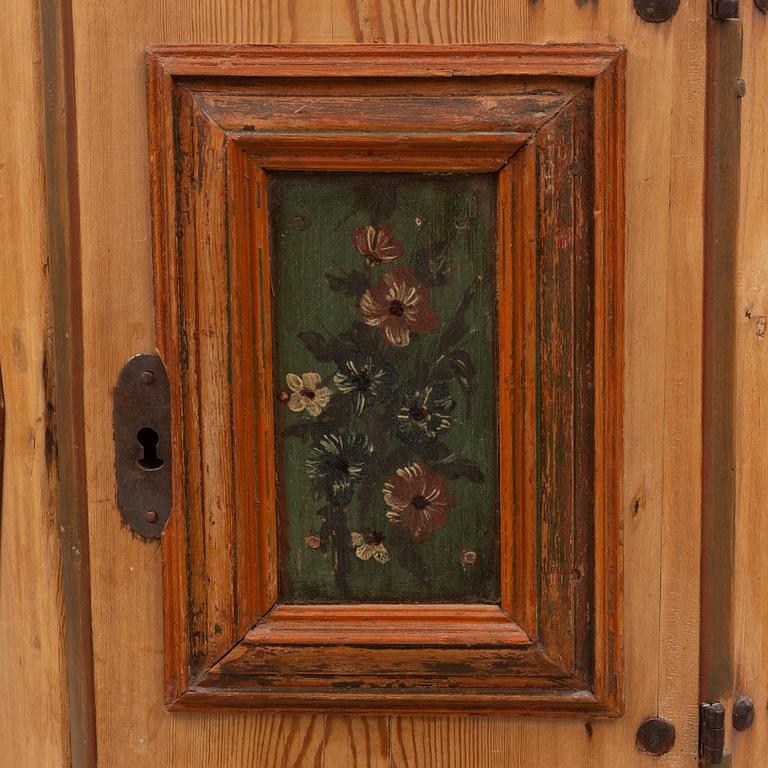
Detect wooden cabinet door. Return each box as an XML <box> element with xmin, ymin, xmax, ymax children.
<box><xmin>4</xmin><ymin>0</ymin><xmax>766</xmax><ymax>766</ymax></box>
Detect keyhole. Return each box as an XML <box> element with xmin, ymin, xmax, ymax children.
<box><xmin>137</xmin><ymin>427</ymin><xmax>164</xmax><ymax>471</ymax></box>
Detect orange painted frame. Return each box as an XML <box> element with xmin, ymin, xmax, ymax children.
<box><xmin>147</xmin><ymin>45</ymin><xmax>624</xmax><ymax>714</ymax></box>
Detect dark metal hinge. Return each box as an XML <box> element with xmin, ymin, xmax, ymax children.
<box><xmin>700</xmin><ymin>703</ymin><xmax>726</xmax><ymax>765</ymax></box>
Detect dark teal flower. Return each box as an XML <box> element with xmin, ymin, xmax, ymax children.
<box><xmin>306</xmin><ymin>431</ymin><xmax>373</xmax><ymax>503</ymax></box>
<box><xmin>393</xmin><ymin>382</ymin><xmax>455</xmax><ymax>446</ymax></box>
<box><xmin>333</xmin><ymin>352</ymin><xmax>396</xmax><ymax>415</ymax></box>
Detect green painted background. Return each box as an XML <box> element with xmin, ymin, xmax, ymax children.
<box><xmin>268</xmin><ymin>171</ymin><xmax>500</xmax><ymax>603</ymax></box>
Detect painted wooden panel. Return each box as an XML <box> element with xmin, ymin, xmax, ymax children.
<box><xmin>268</xmin><ymin>171</ymin><xmax>500</xmax><ymax>603</ymax></box>
<box><xmin>148</xmin><ymin>46</ymin><xmax>623</xmax><ymax>714</ymax></box>
<box><xmin>66</xmin><ymin>0</ymin><xmax>704</xmax><ymax>763</ymax></box>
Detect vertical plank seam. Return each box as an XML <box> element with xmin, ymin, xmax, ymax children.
<box><xmin>701</xmin><ymin>17</ymin><xmax>743</xmax><ymax>706</ymax></box>
<box><xmin>37</xmin><ymin>0</ymin><xmax>97</xmax><ymax>764</ymax></box>
<box><xmin>655</xmin><ymin>170</ymin><xmax>671</xmax><ymax>714</ymax></box>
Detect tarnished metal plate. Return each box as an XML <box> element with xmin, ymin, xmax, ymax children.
<box><xmin>113</xmin><ymin>353</ymin><xmax>171</xmax><ymax>538</ymax></box>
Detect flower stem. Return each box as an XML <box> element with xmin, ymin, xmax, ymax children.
<box><xmin>328</xmin><ymin>503</ymin><xmax>350</xmax><ymax>598</ymax></box>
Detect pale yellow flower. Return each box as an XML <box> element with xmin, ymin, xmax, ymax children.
<box><xmin>351</xmin><ymin>531</ymin><xmax>389</xmax><ymax>564</ymax></box>
<box><xmin>285</xmin><ymin>372</ymin><xmax>331</xmax><ymax>416</ymax></box>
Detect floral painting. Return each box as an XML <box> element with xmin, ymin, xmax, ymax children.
<box><xmin>268</xmin><ymin>171</ymin><xmax>499</xmax><ymax>603</ymax></box>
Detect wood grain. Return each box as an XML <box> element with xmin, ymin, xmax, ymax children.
<box><xmin>70</xmin><ymin>0</ymin><xmax>704</xmax><ymax>765</ymax></box>
<box><xmin>37</xmin><ymin>0</ymin><xmax>98</xmax><ymax>759</ymax></box>
<box><xmin>731</xmin><ymin>6</ymin><xmax>768</xmax><ymax>767</ymax></box>
<box><xmin>701</xmin><ymin>16</ymin><xmax>741</xmax><ymax>708</ymax></box>
<box><xmin>147</xmin><ymin>45</ymin><xmax>622</xmax><ymax>714</ymax></box>
<box><xmin>536</xmin><ymin>95</ymin><xmax>585</xmax><ymax>677</ymax></box>
<box><xmin>0</xmin><ymin>0</ymin><xmax>71</xmax><ymax>765</ymax></box>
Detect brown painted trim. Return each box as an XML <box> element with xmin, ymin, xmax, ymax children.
<box><xmin>148</xmin><ymin>45</ymin><xmax>625</xmax><ymax>715</ymax></box>
<box><xmin>38</xmin><ymin>0</ymin><xmax>97</xmax><ymax>765</ymax></box>
<box><xmin>147</xmin><ymin>42</ymin><xmax>625</xmax><ymax>79</ymax></box>
<box><xmin>701</xmin><ymin>18</ymin><xmax>743</xmax><ymax>704</ymax></box>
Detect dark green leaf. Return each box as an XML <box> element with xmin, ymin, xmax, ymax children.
<box><xmin>371</xmin><ymin>183</ymin><xmax>397</xmax><ymax>224</ymax></box>
<box><xmin>381</xmin><ymin>444</ymin><xmax>412</xmax><ymax>473</ymax></box>
<box><xmin>437</xmin><ymin>283</ymin><xmax>475</xmax><ymax>352</ymax></box>
<box><xmin>317</xmin><ymin>509</ymin><xmax>330</xmax><ymax>553</ymax></box>
<box><xmin>439</xmin><ymin>457</ymin><xmax>485</xmax><ymax>484</ymax></box>
<box><xmin>414</xmin><ymin>239</ymin><xmax>452</xmax><ymax>287</ymax></box>
<box><xmin>338</xmin><ymin>321</ymin><xmax>377</xmax><ymax>354</ymax></box>
<box><xmin>311</xmin><ymin>479</ymin><xmax>327</xmax><ymax>501</ymax></box>
<box><xmin>325</xmin><ymin>269</ymin><xmax>369</xmax><ymax>298</ymax></box>
<box><xmin>388</xmin><ymin>526</ymin><xmax>429</xmax><ymax>584</ymax></box>
<box><xmin>297</xmin><ymin>330</ymin><xmax>341</xmax><ymax>363</ymax></box>
<box><xmin>282</xmin><ymin>421</ymin><xmax>314</xmax><ymax>440</ymax></box>
<box><xmin>423</xmin><ymin>444</ymin><xmax>485</xmax><ymax>484</ymax></box>
<box><xmin>430</xmin><ymin>350</ymin><xmax>475</xmax><ymax>415</ymax></box>
<box><xmin>313</xmin><ymin>395</ymin><xmax>351</xmax><ymax>434</ymax></box>
<box><xmin>431</xmin><ymin>351</ymin><xmax>475</xmax><ymax>388</ymax></box>
<box><xmin>422</xmin><ymin>441</ymin><xmax>452</xmax><ymax>463</ymax></box>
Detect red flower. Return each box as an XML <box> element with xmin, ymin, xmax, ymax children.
<box><xmin>382</xmin><ymin>463</ymin><xmax>456</xmax><ymax>542</ymax></box>
<box><xmin>359</xmin><ymin>267</ymin><xmax>438</xmax><ymax>347</ymax></box>
<box><xmin>352</xmin><ymin>223</ymin><xmax>403</xmax><ymax>265</ymax></box>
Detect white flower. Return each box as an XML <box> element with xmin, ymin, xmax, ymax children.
<box><xmin>286</xmin><ymin>372</ymin><xmax>331</xmax><ymax>416</ymax></box>
<box><xmin>351</xmin><ymin>531</ymin><xmax>389</xmax><ymax>564</ymax></box>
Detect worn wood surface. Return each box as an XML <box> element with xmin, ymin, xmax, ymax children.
<box><xmin>536</xmin><ymin>94</ymin><xmax>595</xmax><ymax>680</ymax></box>
<box><xmin>701</xmin><ymin>16</ymin><xmax>741</xmax><ymax>711</ymax></box>
<box><xmin>0</xmin><ymin>0</ymin><xmax>71</xmax><ymax>766</ymax></box>
<box><xmin>148</xmin><ymin>46</ymin><xmax>621</xmax><ymax>714</ymax></box>
<box><xmin>731</xmin><ymin>8</ymin><xmax>768</xmax><ymax>768</ymax></box>
<box><xmin>72</xmin><ymin>0</ymin><xmax>704</xmax><ymax>766</ymax></box>
<box><xmin>37</xmin><ymin>0</ymin><xmax>98</xmax><ymax>760</ymax></box>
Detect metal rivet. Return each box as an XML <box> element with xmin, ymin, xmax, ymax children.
<box><xmin>140</xmin><ymin>370</ymin><xmax>154</xmax><ymax>385</ymax></box>
<box><xmin>633</xmin><ymin>0</ymin><xmax>681</xmax><ymax>23</ymax></box>
<box><xmin>636</xmin><ymin>717</ymin><xmax>676</xmax><ymax>756</ymax></box>
<box><xmin>736</xmin><ymin>77</ymin><xmax>747</xmax><ymax>99</ymax></box>
<box><xmin>291</xmin><ymin>215</ymin><xmax>310</xmax><ymax>231</ymax></box>
<box><xmin>733</xmin><ymin>697</ymin><xmax>755</xmax><ymax>731</ymax></box>
<box><xmin>145</xmin><ymin>509</ymin><xmax>159</xmax><ymax>523</ymax></box>
<box><xmin>713</xmin><ymin>0</ymin><xmax>739</xmax><ymax>18</ymax></box>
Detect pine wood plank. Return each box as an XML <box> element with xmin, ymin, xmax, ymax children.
<box><xmin>72</xmin><ymin>0</ymin><xmax>703</xmax><ymax>764</ymax></box>
<box><xmin>0</xmin><ymin>0</ymin><xmax>71</xmax><ymax>765</ymax></box>
<box><xmin>732</xmin><ymin>6</ymin><xmax>768</xmax><ymax>767</ymax></box>
<box><xmin>652</xmin><ymin>6</ymin><xmax>708</xmax><ymax>765</ymax></box>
